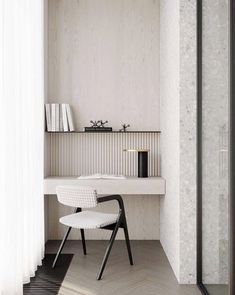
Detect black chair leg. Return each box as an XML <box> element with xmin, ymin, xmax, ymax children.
<box><xmin>80</xmin><ymin>229</ymin><xmax>87</xmax><ymax>255</ymax></box>
<box><xmin>52</xmin><ymin>226</ymin><xmax>72</xmax><ymax>268</ymax></box>
<box><xmin>123</xmin><ymin>219</ymin><xmax>133</xmax><ymax>265</ymax></box>
<box><xmin>96</xmin><ymin>222</ymin><xmax>119</xmax><ymax>280</ymax></box>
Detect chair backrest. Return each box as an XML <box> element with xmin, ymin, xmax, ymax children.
<box><xmin>56</xmin><ymin>185</ymin><xmax>98</xmax><ymax>208</ymax></box>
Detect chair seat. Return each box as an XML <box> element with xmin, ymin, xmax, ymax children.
<box><xmin>60</xmin><ymin>211</ymin><xmax>119</xmax><ymax>229</ymax></box>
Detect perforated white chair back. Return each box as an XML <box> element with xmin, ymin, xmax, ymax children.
<box><xmin>56</xmin><ymin>185</ymin><xmax>98</xmax><ymax>208</ymax></box>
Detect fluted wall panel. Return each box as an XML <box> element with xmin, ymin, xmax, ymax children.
<box><xmin>47</xmin><ymin>132</ymin><xmax>160</xmax><ymax>177</ymax></box>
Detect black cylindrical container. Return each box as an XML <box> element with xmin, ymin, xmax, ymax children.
<box><xmin>138</xmin><ymin>151</ymin><xmax>148</xmax><ymax>178</ymax></box>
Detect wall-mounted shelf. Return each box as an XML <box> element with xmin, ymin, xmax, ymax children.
<box><xmin>44</xmin><ymin>176</ymin><xmax>166</xmax><ymax>195</ymax></box>
<box><xmin>45</xmin><ymin>130</ymin><xmax>161</xmax><ymax>134</ymax></box>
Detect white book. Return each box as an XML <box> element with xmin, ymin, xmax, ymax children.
<box><xmin>59</xmin><ymin>104</ymin><xmax>63</xmax><ymax>131</ymax></box>
<box><xmin>55</xmin><ymin>104</ymin><xmax>60</xmax><ymax>131</ymax></box>
<box><xmin>78</xmin><ymin>174</ymin><xmax>126</xmax><ymax>180</ymax></box>
<box><xmin>61</xmin><ymin>104</ymin><xmax>69</xmax><ymax>132</ymax></box>
<box><xmin>45</xmin><ymin>104</ymin><xmax>51</xmax><ymax>131</ymax></box>
<box><xmin>66</xmin><ymin>104</ymin><xmax>75</xmax><ymax>131</ymax></box>
<box><xmin>51</xmin><ymin>103</ymin><xmax>56</xmax><ymax>132</ymax></box>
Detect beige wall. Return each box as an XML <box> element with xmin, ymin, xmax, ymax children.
<box><xmin>47</xmin><ymin>195</ymin><xmax>160</xmax><ymax>240</ymax></box>
<box><xmin>48</xmin><ymin>0</ymin><xmax>160</xmax><ymax>131</ymax></box>
<box><xmin>160</xmin><ymin>0</ymin><xmax>180</xmax><ymax>280</ymax></box>
<box><xmin>45</xmin><ymin>0</ymin><xmax>161</xmax><ymax>240</ymax></box>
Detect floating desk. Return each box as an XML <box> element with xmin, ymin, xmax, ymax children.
<box><xmin>44</xmin><ymin>176</ymin><xmax>166</xmax><ymax>195</ymax></box>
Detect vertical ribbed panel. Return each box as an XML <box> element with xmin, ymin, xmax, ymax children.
<box><xmin>47</xmin><ymin>132</ymin><xmax>161</xmax><ymax>177</ymax></box>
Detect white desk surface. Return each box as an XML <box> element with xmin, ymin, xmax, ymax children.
<box><xmin>44</xmin><ymin>176</ymin><xmax>166</xmax><ymax>196</ymax></box>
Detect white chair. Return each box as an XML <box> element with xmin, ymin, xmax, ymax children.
<box><xmin>52</xmin><ymin>185</ymin><xmax>133</xmax><ymax>280</ymax></box>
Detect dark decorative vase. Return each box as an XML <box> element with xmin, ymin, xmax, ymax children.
<box><xmin>138</xmin><ymin>151</ymin><xmax>148</xmax><ymax>178</ymax></box>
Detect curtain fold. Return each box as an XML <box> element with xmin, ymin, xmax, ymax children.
<box><xmin>0</xmin><ymin>1</ymin><xmax>45</xmax><ymax>294</ymax></box>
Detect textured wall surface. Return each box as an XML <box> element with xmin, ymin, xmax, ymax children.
<box><xmin>48</xmin><ymin>0</ymin><xmax>160</xmax><ymax>131</ymax></box>
<box><xmin>160</xmin><ymin>0</ymin><xmax>180</xmax><ymax>280</ymax></box>
<box><xmin>47</xmin><ymin>195</ymin><xmax>160</xmax><ymax>240</ymax></box>
<box><xmin>201</xmin><ymin>0</ymin><xmax>229</xmax><ymax>284</ymax></box>
<box><xmin>45</xmin><ymin>0</ymin><xmax>161</xmax><ymax>241</ymax></box>
<box><xmin>46</xmin><ymin>132</ymin><xmax>160</xmax><ymax>177</ymax></box>
<box><xmin>160</xmin><ymin>0</ymin><xmax>197</xmax><ymax>284</ymax></box>
<box><xmin>179</xmin><ymin>0</ymin><xmax>197</xmax><ymax>284</ymax></box>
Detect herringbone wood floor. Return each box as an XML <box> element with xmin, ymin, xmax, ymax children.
<box><xmin>46</xmin><ymin>240</ymin><xmax>201</xmax><ymax>295</ymax></box>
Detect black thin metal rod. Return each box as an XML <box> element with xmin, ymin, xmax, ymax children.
<box><xmin>76</xmin><ymin>208</ymin><xmax>87</xmax><ymax>255</ymax></box>
<box><xmin>96</xmin><ymin>215</ymin><xmax>122</xmax><ymax>280</ymax></box>
<box><xmin>198</xmin><ymin>283</ymin><xmax>210</xmax><ymax>295</ymax></box>
<box><xmin>80</xmin><ymin>229</ymin><xmax>87</xmax><ymax>255</ymax></box>
<box><xmin>123</xmin><ymin>218</ymin><xmax>133</xmax><ymax>265</ymax></box>
<box><xmin>196</xmin><ymin>0</ymin><xmax>203</xmax><ymax>288</ymax></box>
<box><xmin>96</xmin><ymin>195</ymin><xmax>134</xmax><ymax>279</ymax></box>
<box><xmin>52</xmin><ymin>207</ymin><xmax>81</xmax><ymax>268</ymax></box>
<box><xmin>230</xmin><ymin>0</ymin><xmax>235</xmax><ymax>293</ymax></box>
<box><xmin>52</xmin><ymin>227</ymin><xmax>72</xmax><ymax>268</ymax></box>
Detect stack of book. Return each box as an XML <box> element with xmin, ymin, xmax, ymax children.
<box><xmin>45</xmin><ymin>103</ymin><xmax>75</xmax><ymax>132</ymax></box>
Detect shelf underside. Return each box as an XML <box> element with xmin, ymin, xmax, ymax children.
<box><xmin>46</xmin><ymin>130</ymin><xmax>161</xmax><ymax>134</ymax></box>
<box><xmin>44</xmin><ymin>176</ymin><xmax>165</xmax><ymax>195</ymax></box>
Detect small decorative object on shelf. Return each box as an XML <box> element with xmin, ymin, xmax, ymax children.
<box><xmin>45</xmin><ymin>103</ymin><xmax>75</xmax><ymax>132</ymax></box>
<box><xmin>123</xmin><ymin>149</ymin><xmax>149</xmax><ymax>178</ymax></box>
<box><xmin>84</xmin><ymin>120</ymin><xmax>112</xmax><ymax>132</ymax></box>
<box><xmin>90</xmin><ymin>120</ymin><xmax>100</xmax><ymax>128</ymax></box>
<box><xmin>119</xmin><ymin>124</ymin><xmax>130</xmax><ymax>132</ymax></box>
<box><xmin>98</xmin><ymin>120</ymin><xmax>108</xmax><ymax>128</ymax></box>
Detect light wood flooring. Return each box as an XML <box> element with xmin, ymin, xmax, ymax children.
<box><xmin>46</xmin><ymin>240</ymin><xmax>201</xmax><ymax>295</ymax></box>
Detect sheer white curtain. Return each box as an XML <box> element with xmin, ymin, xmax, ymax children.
<box><xmin>0</xmin><ymin>1</ymin><xmax>45</xmax><ymax>294</ymax></box>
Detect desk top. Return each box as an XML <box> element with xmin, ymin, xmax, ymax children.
<box><xmin>44</xmin><ymin>176</ymin><xmax>166</xmax><ymax>196</ymax></box>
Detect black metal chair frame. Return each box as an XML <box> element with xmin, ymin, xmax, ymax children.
<box><xmin>52</xmin><ymin>194</ymin><xmax>133</xmax><ymax>280</ymax></box>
